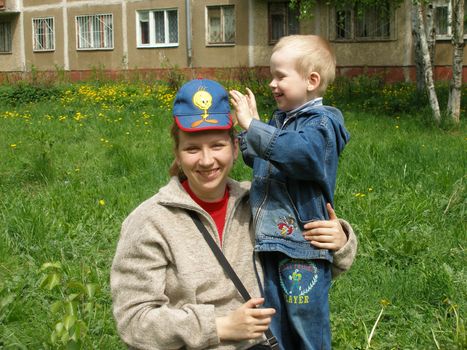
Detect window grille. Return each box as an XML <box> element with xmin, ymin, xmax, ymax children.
<box><xmin>433</xmin><ymin>0</ymin><xmax>467</xmax><ymax>39</ymax></box>
<box><xmin>207</xmin><ymin>5</ymin><xmax>235</xmax><ymax>45</ymax></box>
<box><xmin>334</xmin><ymin>2</ymin><xmax>394</xmax><ymax>41</ymax></box>
<box><xmin>76</xmin><ymin>13</ymin><xmax>113</xmax><ymax>49</ymax></box>
<box><xmin>0</xmin><ymin>21</ymin><xmax>12</xmax><ymax>52</ymax></box>
<box><xmin>268</xmin><ymin>2</ymin><xmax>299</xmax><ymax>44</ymax></box>
<box><xmin>33</xmin><ymin>17</ymin><xmax>55</xmax><ymax>51</ymax></box>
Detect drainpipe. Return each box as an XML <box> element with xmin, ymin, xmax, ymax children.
<box><xmin>185</xmin><ymin>0</ymin><xmax>192</xmax><ymax>68</ymax></box>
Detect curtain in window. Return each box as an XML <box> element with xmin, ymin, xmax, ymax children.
<box><xmin>356</xmin><ymin>3</ymin><xmax>390</xmax><ymax>38</ymax></box>
<box><xmin>33</xmin><ymin>18</ymin><xmax>54</xmax><ymax>50</ymax></box>
<box><xmin>168</xmin><ymin>10</ymin><xmax>178</xmax><ymax>43</ymax></box>
<box><xmin>223</xmin><ymin>6</ymin><xmax>235</xmax><ymax>43</ymax></box>
<box><xmin>154</xmin><ymin>11</ymin><xmax>165</xmax><ymax>44</ymax></box>
<box><xmin>434</xmin><ymin>6</ymin><xmax>449</xmax><ymax>35</ymax></box>
<box><xmin>0</xmin><ymin>22</ymin><xmax>12</xmax><ymax>52</ymax></box>
<box><xmin>208</xmin><ymin>7</ymin><xmax>221</xmax><ymax>43</ymax></box>
<box><xmin>139</xmin><ymin>11</ymin><xmax>149</xmax><ymax>44</ymax></box>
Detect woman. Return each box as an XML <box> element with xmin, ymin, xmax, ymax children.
<box><xmin>111</xmin><ymin>79</ymin><xmax>357</xmax><ymax>350</ymax></box>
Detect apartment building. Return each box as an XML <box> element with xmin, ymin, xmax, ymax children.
<box><xmin>0</xmin><ymin>0</ymin><xmax>465</xmax><ymax>81</ymax></box>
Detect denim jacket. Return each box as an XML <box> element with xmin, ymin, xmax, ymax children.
<box><xmin>240</xmin><ymin>99</ymin><xmax>350</xmax><ymax>261</ymax></box>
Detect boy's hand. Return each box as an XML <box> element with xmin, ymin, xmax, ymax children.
<box><xmin>229</xmin><ymin>88</ymin><xmax>259</xmax><ymax>130</ymax></box>
<box><xmin>302</xmin><ymin>203</ymin><xmax>348</xmax><ymax>251</ymax></box>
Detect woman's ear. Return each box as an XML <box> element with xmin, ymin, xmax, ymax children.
<box><xmin>233</xmin><ymin>137</ymin><xmax>239</xmax><ymax>161</ymax></box>
<box><xmin>307</xmin><ymin>72</ymin><xmax>321</xmax><ymax>92</ymax></box>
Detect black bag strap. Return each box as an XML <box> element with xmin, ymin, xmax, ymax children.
<box><xmin>187</xmin><ymin>210</ymin><xmax>279</xmax><ymax>350</ymax></box>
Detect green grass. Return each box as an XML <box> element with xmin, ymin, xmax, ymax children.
<box><xmin>0</xmin><ymin>82</ymin><xmax>465</xmax><ymax>349</ymax></box>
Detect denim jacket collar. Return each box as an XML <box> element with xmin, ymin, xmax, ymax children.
<box><xmin>279</xmin><ymin>98</ymin><xmax>324</xmax><ymax>125</ymax></box>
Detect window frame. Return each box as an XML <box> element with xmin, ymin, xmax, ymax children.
<box><xmin>136</xmin><ymin>8</ymin><xmax>179</xmax><ymax>48</ymax></box>
<box><xmin>332</xmin><ymin>2</ymin><xmax>396</xmax><ymax>42</ymax></box>
<box><xmin>205</xmin><ymin>5</ymin><xmax>236</xmax><ymax>46</ymax></box>
<box><xmin>0</xmin><ymin>20</ymin><xmax>12</xmax><ymax>53</ymax></box>
<box><xmin>432</xmin><ymin>0</ymin><xmax>467</xmax><ymax>40</ymax></box>
<box><xmin>268</xmin><ymin>1</ymin><xmax>300</xmax><ymax>44</ymax></box>
<box><xmin>75</xmin><ymin>13</ymin><xmax>114</xmax><ymax>51</ymax></box>
<box><xmin>32</xmin><ymin>17</ymin><xmax>55</xmax><ymax>52</ymax></box>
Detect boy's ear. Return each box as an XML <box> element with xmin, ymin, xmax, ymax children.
<box><xmin>307</xmin><ymin>72</ymin><xmax>321</xmax><ymax>92</ymax></box>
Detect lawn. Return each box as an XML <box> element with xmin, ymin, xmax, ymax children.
<box><xmin>0</xmin><ymin>81</ymin><xmax>465</xmax><ymax>349</ymax></box>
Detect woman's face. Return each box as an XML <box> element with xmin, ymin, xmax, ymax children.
<box><xmin>176</xmin><ymin>129</ymin><xmax>238</xmax><ymax>202</ymax></box>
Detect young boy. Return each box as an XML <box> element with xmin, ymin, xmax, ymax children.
<box><xmin>230</xmin><ymin>35</ymin><xmax>350</xmax><ymax>350</ymax></box>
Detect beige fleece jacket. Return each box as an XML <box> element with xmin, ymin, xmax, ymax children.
<box><xmin>111</xmin><ymin>177</ymin><xmax>357</xmax><ymax>350</ymax></box>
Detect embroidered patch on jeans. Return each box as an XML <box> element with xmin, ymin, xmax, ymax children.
<box><xmin>276</xmin><ymin>216</ymin><xmax>297</xmax><ymax>237</ymax></box>
<box><xmin>278</xmin><ymin>259</ymin><xmax>318</xmax><ymax>304</ymax></box>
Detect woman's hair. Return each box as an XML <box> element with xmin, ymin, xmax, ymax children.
<box><xmin>272</xmin><ymin>35</ymin><xmax>336</xmax><ymax>96</ymax></box>
<box><xmin>168</xmin><ymin>122</ymin><xmax>237</xmax><ymax>178</ymax></box>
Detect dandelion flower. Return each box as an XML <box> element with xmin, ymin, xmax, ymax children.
<box><xmin>99</xmin><ymin>199</ymin><xmax>105</xmax><ymax>206</ymax></box>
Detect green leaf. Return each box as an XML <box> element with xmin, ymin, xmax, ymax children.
<box><xmin>50</xmin><ymin>300</ymin><xmax>64</xmax><ymax>314</ymax></box>
<box><xmin>51</xmin><ymin>329</ymin><xmax>58</xmax><ymax>344</ymax></box>
<box><xmin>40</xmin><ymin>273</ymin><xmax>61</xmax><ymax>290</ymax></box>
<box><xmin>66</xmin><ymin>293</ymin><xmax>80</xmax><ymax>302</ymax></box>
<box><xmin>85</xmin><ymin>283</ymin><xmax>98</xmax><ymax>298</ymax></box>
<box><xmin>55</xmin><ymin>321</ymin><xmax>64</xmax><ymax>334</ymax></box>
<box><xmin>63</xmin><ymin>314</ymin><xmax>76</xmax><ymax>331</ymax></box>
<box><xmin>64</xmin><ymin>300</ymin><xmax>78</xmax><ymax>316</ymax></box>
<box><xmin>67</xmin><ymin>281</ymin><xmax>86</xmax><ymax>294</ymax></box>
<box><xmin>83</xmin><ymin>302</ymin><xmax>94</xmax><ymax>314</ymax></box>
<box><xmin>39</xmin><ymin>261</ymin><xmax>62</xmax><ymax>272</ymax></box>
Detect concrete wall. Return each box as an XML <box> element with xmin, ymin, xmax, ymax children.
<box><xmin>0</xmin><ymin>0</ymin><xmax>465</xmax><ymax>81</ymax></box>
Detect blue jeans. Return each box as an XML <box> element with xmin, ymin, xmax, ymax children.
<box><xmin>260</xmin><ymin>252</ymin><xmax>332</xmax><ymax>350</ymax></box>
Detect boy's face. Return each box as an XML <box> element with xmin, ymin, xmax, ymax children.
<box><xmin>269</xmin><ymin>48</ymin><xmax>316</xmax><ymax>112</ymax></box>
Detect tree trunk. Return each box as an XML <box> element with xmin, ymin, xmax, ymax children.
<box><xmin>412</xmin><ymin>1</ymin><xmax>441</xmax><ymax>122</ymax></box>
<box><xmin>425</xmin><ymin>2</ymin><xmax>436</xmax><ymax>69</ymax></box>
<box><xmin>448</xmin><ymin>0</ymin><xmax>465</xmax><ymax>123</ymax></box>
<box><xmin>412</xmin><ymin>4</ymin><xmax>425</xmax><ymax>91</ymax></box>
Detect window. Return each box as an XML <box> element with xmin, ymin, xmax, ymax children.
<box><xmin>433</xmin><ymin>0</ymin><xmax>467</xmax><ymax>39</ymax></box>
<box><xmin>33</xmin><ymin>17</ymin><xmax>54</xmax><ymax>51</ymax></box>
<box><xmin>334</xmin><ymin>2</ymin><xmax>394</xmax><ymax>41</ymax></box>
<box><xmin>268</xmin><ymin>2</ymin><xmax>299</xmax><ymax>44</ymax></box>
<box><xmin>137</xmin><ymin>9</ymin><xmax>178</xmax><ymax>47</ymax></box>
<box><xmin>0</xmin><ymin>21</ymin><xmax>12</xmax><ymax>53</ymax></box>
<box><xmin>76</xmin><ymin>14</ymin><xmax>113</xmax><ymax>50</ymax></box>
<box><xmin>207</xmin><ymin>5</ymin><xmax>235</xmax><ymax>45</ymax></box>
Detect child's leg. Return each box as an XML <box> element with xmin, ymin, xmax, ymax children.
<box><xmin>260</xmin><ymin>252</ymin><xmax>296</xmax><ymax>350</ymax></box>
<box><xmin>278</xmin><ymin>258</ymin><xmax>332</xmax><ymax>350</ymax></box>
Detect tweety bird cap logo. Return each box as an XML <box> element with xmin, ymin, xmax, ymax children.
<box><xmin>173</xmin><ymin>79</ymin><xmax>233</xmax><ymax>132</ymax></box>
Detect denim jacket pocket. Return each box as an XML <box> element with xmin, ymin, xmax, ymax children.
<box><xmin>254</xmin><ymin>179</ymin><xmax>305</xmax><ymax>244</ymax></box>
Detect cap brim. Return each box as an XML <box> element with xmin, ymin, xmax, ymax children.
<box><xmin>174</xmin><ymin>113</ymin><xmax>233</xmax><ymax>132</ymax></box>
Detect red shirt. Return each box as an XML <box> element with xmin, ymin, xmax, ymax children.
<box><xmin>182</xmin><ymin>180</ymin><xmax>229</xmax><ymax>245</ymax></box>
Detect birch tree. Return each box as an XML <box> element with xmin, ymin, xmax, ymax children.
<box><xmin>412</xmin><ymin>1</ymin><xmax>441</xmax><ymax>122</ymax></box>
<box><xmin>448</xmin><ymin>0</ymin><xmax>465</xmax><ymax>123</ymax></box>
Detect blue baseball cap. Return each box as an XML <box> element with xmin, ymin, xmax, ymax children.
<box><xmin>173</xmin><ymin>79</ymin><xmax>233</xmax><ymax>132</ymax></box>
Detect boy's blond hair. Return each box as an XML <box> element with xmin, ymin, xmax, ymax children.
<box><xmin>272</xmin><ymin>35</ymin><xmax>336</xmax><ymax>96</ymax></box>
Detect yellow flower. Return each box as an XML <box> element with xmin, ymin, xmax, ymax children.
<box><xmin>98</xmin><ymin>199</ymin><xmax>105</xmax><ymax>206</ymax></box>
<box><xmin>380</xmin><ymin>299</ymin><xmax>391</xmax><ymax>307</ymax></box>
<box><xmin>10</xmin><ymin>144</ymin><xmax>17</xmax><ymax>148</ymax></box>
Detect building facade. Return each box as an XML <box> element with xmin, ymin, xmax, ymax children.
<box><xmin>0</xmin><ymin>0</ymin><xmax>465</xmax><ymax>81</ymax></box>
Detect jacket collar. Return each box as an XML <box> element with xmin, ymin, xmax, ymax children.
<box><xmin>275</xmin><ymin>98</ymin><xmax>324</xmax><ymax>125</ymax></box>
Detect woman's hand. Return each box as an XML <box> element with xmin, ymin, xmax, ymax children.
<box><xmin>216</xmin><ymin>298</ymin><xmax>275</xmax><ymax>341</ymax></box>
<box><xmin>303</xmin><ymin>203</ymin><xmax>348</xmax><ymax>251</ymax></box>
